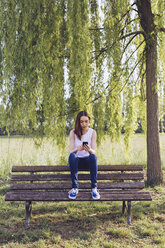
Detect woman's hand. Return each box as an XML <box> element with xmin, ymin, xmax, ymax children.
<box><xmin>77</xmin><ymin>145</ymin><xmax>84</xmax><ymax>151</ymax></box>
<box><xmin>83</xmin><ymin>144</ymin><xmax>92</xmax><ymax>153</ymax></box>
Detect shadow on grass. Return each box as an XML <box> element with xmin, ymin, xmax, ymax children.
<box><xmin>0</xmin><ymin>178</ymin><xmax>10</xmax><ymax>194</ymax></box>
<box><xmin>1</xmin><ymin>179</ymin><xmax>164</xmax><ymax>246</ymax></box>
<box><xmin>0</xmin><ymin>197</ymin><xmax>127</xmax><ymax>245</ymax></box>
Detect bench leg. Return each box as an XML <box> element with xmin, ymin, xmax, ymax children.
<box><xmin>26</xmin><ymin>201</ymin><xmax>32</xmax><ymax>226</ymax></box>
<box><xmin>122</xmin><ymin>201</ymin><xmax>126</xmax><ymax>214</ymax></box>
<box><xmin>127</xmin><ymin>201</ymin><xmax>131</xmax><ymax>225</ymax></box>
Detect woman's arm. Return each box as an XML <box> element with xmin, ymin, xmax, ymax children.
<box><xmin>84</xmin><ymin>130</ymin><xmax>97</xmax><ymax>154</ymax></box>
<box><xmin>90</xmin><ymin>130</ymin><xmax>97</xmax><ymax>154</ymax></box>
<box><xmin>69</xmin><ymin>130</ymin><xmax>83</xmax><ymax>154</ymax></box>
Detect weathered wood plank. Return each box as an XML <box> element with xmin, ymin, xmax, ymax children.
<box><xmin>11</xmin><ymin>182</ymin><xmax>145</xmax><ymax>190</ymax></box>
<box><xmin>12</xmin><ymin>164</ymin><xmax>143</xmax><ymax>172</ymax></box>
<box><xmin>7</xmin><ymin>189</ymin><xmax>151</xmax><ymax>194</ymax></box>
<box><xmin>5</xmin><ymin>191</ymin><xmax>152</xmax><ymax>201</ymax></box>
<box><xmin>11</xmin><ymin>173</ymin><xmax>144</xmax><ymax>181</ymax></box>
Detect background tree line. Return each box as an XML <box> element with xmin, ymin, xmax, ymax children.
<box><xmin>1</xmin><ymin>115</ymin><xmax>165</xmax><ymax>136</ymax></box>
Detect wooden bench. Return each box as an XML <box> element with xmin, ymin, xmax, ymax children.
<box><xmin>5</xmin><ymin>165</ymin><xmax>152</xmax><ymax>226</ymax></box>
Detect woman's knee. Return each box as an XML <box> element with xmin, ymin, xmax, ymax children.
<box><xmin>88</xmin><ymin>153</ymin><xmax>97</xmax><ymax>162</ymax></box>
<box><xmin>69</xmin><ymin>152</ymin><xmax>76</xmax><ymax>159</ymax></box>
<box><xmin>68</xmin><ymin>153</ymin><xmax>77</xmax><ymax>165</ymax></box>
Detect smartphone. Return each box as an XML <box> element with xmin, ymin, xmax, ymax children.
<box><xmin>83</xmin><ymin>141</ymin><xmax>88</xmax><ymax>146</ymax></box>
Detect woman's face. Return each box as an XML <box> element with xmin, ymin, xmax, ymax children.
<box><xmin>80</xmin><ymin>116</ymin><xmax>90</xmax><ymax>130</ymax></box>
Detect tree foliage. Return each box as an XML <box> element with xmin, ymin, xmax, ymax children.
<box><xmin>0</xmin><ymin>1</ymin><xmax>164</xmax><ymax>156</ymax></box>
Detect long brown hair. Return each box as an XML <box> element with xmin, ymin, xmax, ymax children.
<box><xmin>74</xmin><ymin>111</ymin><xmax>90</xmax><ymax>140</ymax></box>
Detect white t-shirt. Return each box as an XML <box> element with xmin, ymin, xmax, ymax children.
<box><xmin>75</xmin><ymin>128</ymin><xmax>93</xmax><ymax>158</ymax></box>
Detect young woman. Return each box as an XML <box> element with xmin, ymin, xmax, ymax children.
<box><xmin>68</xmin><ymin>111</ymin><xmax>100</xmax><ymax>200</ymax></box>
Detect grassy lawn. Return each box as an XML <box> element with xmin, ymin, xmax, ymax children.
<box><xmin>0</xmin><ymin>133</ymin><xmax>165</xmax><ymax>177</ymax></box>
<box><xmin>0</xmin><ymin>134</ymin><xmax>165</xmax><ymax>247</ymax></box>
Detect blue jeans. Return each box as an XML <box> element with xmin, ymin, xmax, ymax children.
<box><xmin>68</xmin><ymin>153</ymin><xmax>98</xmax><ymax>189</ymax></box>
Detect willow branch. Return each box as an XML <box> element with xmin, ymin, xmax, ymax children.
<box><xmin>92</xmin><ymin>30</ymin><xmax>145</xmax><ymax>62</ymax></box>
<box><xmin>89</xmin><ymin>2</ymin><xmax>137</xmax><ymax>36</ymax></box>
<box><xmin>122</xmin><ymin>34</ymin><xmax>138</xmax><ymax>54</ymax></box>
<box><xmin>120</xmin><ymin>31</ymin><xmax>145</xmax><ymax>40</ymax></box>
<box><xmin>94</xmin><ymin>47</ymin><xmax>107</xmax><ymax>60</ymax></box>
<box><xmin>132</xmin><ymin>8</ymin><xmax>138</xmax><ymax>13</ymax></box>
<box><xmin>120</xmin><ymin>54</ymin><xmax>144</xmax><ymax>92</ymax></box>
<box><xmin>134</xmin><ymin>50</ymin><xmax>145</xmax><ymax>86</ymax></box>
<box><xmin>89</xmin><ymin>27</ymin><xmax>104</xmax><ymax>30</ymax></box>
<box><xmin>91</xmin><ymin>39</ymin><xmax>118</xmax><ymax>61</ymax></box>
<box><xmin>159</xmin><ymin>27</ymin><xmax>165</xmax><ymax>32</ymax></box>
<box><xmin>121</xmin><ymin>17</ymin><xmax>139</xmax><ymax>34</ymax></box>
<box><xmin>118</xmin><ymin>2</ymin><xmax>136</xmax><ymax>24</ymax></box>
<box><xmin>87</xmin><ymin>93</ymin><xmax>103</xmax><ymax>104</ymax></box>
<box><xmin>123</xmin><ymin>39</ymin><xmax>145</xmax><ymax>64</ymax></box>
<box><xmin>86</xmin><ymin>73</ymin><xmax>124</xmax><ymax>106</ymax></box>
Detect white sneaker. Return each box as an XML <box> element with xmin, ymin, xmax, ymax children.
<box><xmin>91</xmin><ymin>188</ymin><xmax>100</xmax><ymax>200</ymax></box>
<box><xmin>68</xmin><ymin>188</ymin><xmax>79</xmax><ymax>199</ymax></box>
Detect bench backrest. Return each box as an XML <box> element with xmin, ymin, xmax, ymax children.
<box><xmin>10</xmin><ymin>165</ymin><xmax>145</xmax><ymax>191</ymax></box>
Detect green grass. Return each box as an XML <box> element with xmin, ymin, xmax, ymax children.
<box><xmin>0</xmin><ymin>134</ymin><xmax>165</xmax><ymax>247</ymax></box>
<box><xmin>0</xmin><ymin>133</ymin><xmax>165</xmax><ymax>177</ymax></box>
<box><xmin>0</xmin><ymin>186</ymin><xmax>165</xmax><ymax>248</ymax></box>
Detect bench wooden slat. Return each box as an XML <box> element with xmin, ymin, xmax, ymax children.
<box><xmin>11</xmin><ymin>181</ymin><xmax>145</xmax><ymax>190</ymax></box>
<box><xmin>5</xmin><ymin>190</ymin><xmax>152</xmax><ymax>201</ymax></box>
<box><xmin>12</xmin><ymin>165</ymin><xmax>143</xmax><ymax>172</ymax></box>
<box><xmin>11</xmin><ymin>173</ymin><xmax>144</xmax><ymax>181</ymax></box>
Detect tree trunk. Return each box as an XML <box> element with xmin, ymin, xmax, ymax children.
<box><xmin>146</xmin><ymin>35</ymin><xmax>163</xmax><ymax>185</ymax></box>
<box><xmin>136</xmin><ymin>0</ymin><xmax>163</xmax><ymax>185</ymax></box>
